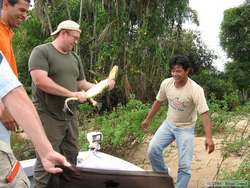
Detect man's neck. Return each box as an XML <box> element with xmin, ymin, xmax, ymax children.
<box><xmin>0</xmin><ymin>10</ymin><xmax>12</xmax><ymax>29</ymax></box>
<box><xmin>174</xmin><ymin>78</ymin><xmax>188</xmax><ymax>88</ymax></box>
<box><xmin>52</xmin><ymin>41</ymin><xmax>68</xmax><ymax>54</ymax></box>
<box><xmin>0</xmin><ymin>17</ymin><xmax>11</xmax><ymax>29</ymax></box>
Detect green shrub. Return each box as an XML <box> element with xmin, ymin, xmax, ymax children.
<box><xmin>78</xmin><ymin>98</ymin><xmax>167</xmax><ymax>154</ymax></box>
<box><xmin>95</xmin><ymin>99</ymin><xmax>149</xmax><ymax>148</ymax></box>
<box><xmin>11</xmin><ymin>133</ymin><xmax>35</xmax><ymax>160</ymax></box>
<box><xmin>236</xmin><ymin>100</ymin><xmax>250</xmax><ymax>112</ymax></box>
<box><xmin>195</xmin><ymin>96</ymin><xmax>232</xmax><ymax>136</ymax></box>
<box><xmin>223</xmin><ymin>91</ymin><xmax>241</xmax><ymax>111</ymax></box>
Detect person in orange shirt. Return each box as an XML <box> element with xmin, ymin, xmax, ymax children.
<box><xmin>0</xmin><ymin>0</ymin><xmax>29</xmax><ymax>141</ymax></box>
<box><xmin>0</xmin><ymin>20</ymin><xmax>17</xmax><ymax>75</ymax></box>
<box><xmin>0</xmin><ymin>0</ymin><xmax>23</xmax><ymax>76</ymax></box>
<box><xmin>0</xmin><ymin>0</ymin><xmax>29</xmax><ymax>142</ymax></box>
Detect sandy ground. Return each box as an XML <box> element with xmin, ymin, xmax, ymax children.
<box><xmin>124</xmin><ymin>136</ymin><xmax>244</xmax><ymax>188</ymax></box>
<box><xmin>20</xmin><ymin>118</ymin><xmax>249</xmax><ymax>187</ymax></box>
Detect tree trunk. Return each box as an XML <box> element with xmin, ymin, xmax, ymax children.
<box><xmin>75</xmin><ymin>0</ymin><xmax>83</xmax><ymax>54</ymax></box>
<box><xmin>45</xmin><ymin>0</ymin><xmax>53</xmax><ymax>34</ymax></box>
<box><xmin>65</xmin><ymin>0</ymin><xmax>71</xmax><ymax>19</ymax></box>
<box><xmin>89</xmin><ymin>0</ymin><xmax>97</xmax><ymax>76</ymax></box>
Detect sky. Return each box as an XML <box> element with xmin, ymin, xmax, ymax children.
<box><xmin>187</xmin><ymin>0</ymin><xmax>245</xmax><ymax>71</ymax></box>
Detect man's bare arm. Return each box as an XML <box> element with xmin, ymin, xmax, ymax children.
<box><xmin>201</xmin><ymin>111</ymin><xmax>215</xmax><ymax>154</ymax></box>
<box><xmin>30</xmin><ymin>69</ymin><xmax>86</xmax><ymax>102</ymax></box>
<box><xmin>2</xmin><ymin>86</ymin><xmax>68</xmax><ymax>173</ymax></box>
<box><xmin>141</xmin><ymin>100</ymin><xmax>162</xmax><ymax>131</ymax></box>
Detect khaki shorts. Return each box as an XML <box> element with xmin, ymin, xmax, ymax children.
<box><xmin>0</xmin><ymin>141</ymin><xmax>30</xmax><ymax>188</ymax></box>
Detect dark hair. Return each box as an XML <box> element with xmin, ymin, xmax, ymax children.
<box><xmin>1</xmin><ymin>0</ymin><xmax>30</xmax><ymax>8</ymax></box>
<box><xmin>169</xmin><ymin>55</ymin><xmax>190</xmax><ymax>71</ymax></box>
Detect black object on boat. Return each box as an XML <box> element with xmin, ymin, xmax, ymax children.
<box><xmin>47</xmin><ymin>165</ymin><xmax>174</xmax><ymax>188</ymax></box>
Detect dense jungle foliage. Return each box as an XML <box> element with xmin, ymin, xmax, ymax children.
<box><xmin>11</xmin><ymin>0</ymin><xmax>249</xmax><ymax>185</ymax></box>
<box><xmin>15</xmin><ymin>0</ymin><xmax>250</xmax><ymax>106</ymax></box>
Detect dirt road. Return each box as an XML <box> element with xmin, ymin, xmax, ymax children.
<box><xmin>124</xmin><ymin>136</ymin><xmax>243</xmax><ymax>188</ymax></box>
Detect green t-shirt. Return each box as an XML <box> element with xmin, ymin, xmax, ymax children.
<box><xmin>28</xmin><ymin>43</ymin><xmax>85</xmax><ymax>120</ymax></box>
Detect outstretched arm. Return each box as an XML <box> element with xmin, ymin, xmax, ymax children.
<box><xmin>2</xmin><ymin>86</ymin><xmax>69</xmax><ymax>173</ymax></box>
<box><xmin>201</xmin><ymin>111</ymin><xmax>215</xmax><ymax>154</ymax></box>
<box><xmin>1</xmin><ymin>51</ymin><xmax>68</xmax><ymax>172</ymax></box>
<box><xmin>141</xmin><ymin>100</ymin><xmax>162</xmax><ymax>131</ymax></box>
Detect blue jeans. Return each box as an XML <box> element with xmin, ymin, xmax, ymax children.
<box><xmin>148</xmin><ymin>120</ymin><xmax>194</xmax><ymax>188</ymax></box>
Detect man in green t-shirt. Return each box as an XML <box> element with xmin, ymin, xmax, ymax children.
<box><xmin>141</xmin><ymin>55</ymin><xmax>215</xmax><ymax>188</ymax></box>
<box><xmin>29</xmin><ymin>20</ymin><xmax>115</xmax><ymax>188</ymax></box>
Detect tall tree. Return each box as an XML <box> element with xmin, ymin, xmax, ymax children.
<box><xmin>15</xmin><ymin>0</ymin><xmax>218</xmax><ymax>106</ymax></box>
<box><xmin>220</xmin><ymin>3</ymin><xmax>250</xmax><ymax>100</ymax></box>
<box><xmin>220</xmin><ymin>4</ymin><xmax>250</xmax><ymax>62</ymax></box>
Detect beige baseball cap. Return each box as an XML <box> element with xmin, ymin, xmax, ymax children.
<box><xmin>51</xmin><ymin>20</ymin><xmax>81</xmax><ymax>36</ymax></box>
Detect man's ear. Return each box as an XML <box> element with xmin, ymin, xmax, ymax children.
<box><xmin>187</xmin><ymin>68</ymin><xmax>193</xmax><ymax>76</ymax></box>
<box><xmin>2</xmin><ymin>0</ymin><xmax>9</xmax><ymax>9</ymax></box>
<box><xmin>60</xmin><ymin>30</ymin><xmax>68</xmax><ymax>37</ymax></box>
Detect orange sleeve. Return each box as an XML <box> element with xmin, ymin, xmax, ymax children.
<box><xmin>0</xmin><ymin>44</ymin><xmax>18</xmax><ymax>76</ymax></box>
<box><xmin>0</xmin><ymin>24</ymin><xmax>18</xmax><ymax>76</ymax></box>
